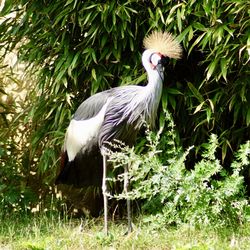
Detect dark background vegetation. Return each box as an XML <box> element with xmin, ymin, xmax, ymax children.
<box><xmin>0</xmin><ymin>0</ymin><xmax>249</xmax><ymax>219</ymax></box>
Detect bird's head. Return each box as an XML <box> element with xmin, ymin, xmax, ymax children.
<box><xmin>142</xmin><ymin>31</ymin><xmax>182</xmax><ymax>74</ymax></box>
<box><xmin>142</xmin><ymin>49</ymin><xmax>169</xmax><ymax>72</ymax></box>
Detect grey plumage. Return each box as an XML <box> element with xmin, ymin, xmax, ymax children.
<box><xmin>99</xmin><ymin>84</ymin><xmax>162</xmax><ymax>146</ymax></box>
<box><xmin>71</xmin><ymin>78</ymin><xmax>162</xmax><ymax>149</ymax></box>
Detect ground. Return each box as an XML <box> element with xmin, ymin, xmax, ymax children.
<box><xmin>0</xmin><ymin>214</ymin><xmax>250</xmax><ymax>249</ymax></box>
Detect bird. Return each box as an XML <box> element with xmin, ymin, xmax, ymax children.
<box><xmin>55</xmin><ymin>30</ymin><xmax>182</xmax><ymax>235</ymax></box>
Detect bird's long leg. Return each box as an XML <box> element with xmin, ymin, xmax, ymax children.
<box><xmin>124</xmin><ymin>164</ymin><xmax>132</xmax><ymax>233</ymax></box>
<box><xmin>102</xmin><ymin>153</ymin><xmax>108</xmax><ymax>235</ymax></box>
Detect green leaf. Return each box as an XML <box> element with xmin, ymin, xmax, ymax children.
<box><xmin>187</xmin><ymin>82</ymin><xmax>204</xmax><ymax>102</ymax></box>
<box><xmin>207</xmin><ymin>59</ymin><xmax>219</xmax><ymax>80</ymax></box>
<box><xmin>101</xmin><ymin>35</ymin><xmax>108</xmax><ymax>48</ymax></box>
<box><xmin>55</xmin><ymin>57</ymin><xmax>66</xmax><ymax>73</ymax></box>
<box><xmin>188</xmin><ymin>32</ymin><xmax>206</xmax><ymax>54</ymax></box>
<box><xmin>220</xmin><ymin>58</ymin><xmax>227</xmax><ymax>81</ymax></box>
<box><xmin>166</xmin><ymin>88</ymin><xmax>183</xmax><ymax>95</ymax></box>
<box><xmin>168</xmin><ymin>95</ymin><xmax>176</xmax><ymax>110</ymax></box>
<box><xmin>194</xmin><ymin>119</ymin><xmax>208</xmax><ymax>131</ymax></box>
<box><xmin>177</xmin><ymin>8</ymin><xmax>182</xmax><ymax>32</ymax></box>
<box><xmin>0</xmin><ymin>0</ymin><xmax>12</xmax><ymax>16</ymax></box>
<box><xmin>207</xmin><ymin>99</ymin><xmax>215</xmax><ymax>113</ymax></box>
<box><xmin>222</xmin><ymin>140</ymin><xmax>231</xmax><ymax>163</ymax></box>
<box><xmin>71</xmin><ymin>51</ymin><xmax>81</xmax><ymax>69</ymax></box>
<box><xmin>206</xmin><ymin>108</ymin><xmax>212</xmax><ymax>124</ymax></box>
<box><xmin>193</xmin><ymin>101</ymin><xmax>205</xmax><ymax>114</ymax></box>
<box><xmin>64</xmin><ymin>0</ymin><xmax>75</xmax><ymax>6</ymax></box>
<box><xmin>177</xmin><ymin>26</ymin><xmax>191</xmax><ymax>43</ymax></box>
<box><xmin>91</xmin><ymin>68</ymin><xmax>97</xmax><ymax>81</ymax></box>
<box><xmin>188</xmin><ymin>26</ymin><xmax>194</xmax><ymax>41</ymax></box>
<box><xmin>246</xmin><ymin>108</ymin><xmax>250</xmax><ymax>126</ymax></box>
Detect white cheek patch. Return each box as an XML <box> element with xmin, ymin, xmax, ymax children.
<box><xmin>150</xmin><ymin>53</ymin><xmax>161</xmax><ymax>67</ymax></box>
<box><xmin>65</xmin><ymin>99</ymin><xmax>111</xmax><ymax>161</ymax></box>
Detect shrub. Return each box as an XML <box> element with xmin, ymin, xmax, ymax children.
<box><xmin>108</xmin><ymin>111</ymin><xmax>249</xmax><ymax>228</ymax></box>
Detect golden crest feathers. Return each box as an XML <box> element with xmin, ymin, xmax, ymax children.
<box><xmin>143</xmin><ymin>31</ymin><xmax>182</xmax><ymax>59</ymax></box>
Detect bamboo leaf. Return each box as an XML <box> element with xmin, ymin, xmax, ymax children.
<box><xmin>220</xmin><ymin>58</ymin><xmax>228</xmax><ymax>82</ymax></box>
<box><xmin>206</xmin><ymin>108</ymin><xmax>212</xmax><ymax>124</ymax></box>
<box><xmin>222</xmin><ymin>141</ymin><xmax>228</xmax><ymax>163</ymax></box>
<box><xmin>91</xmin><ymin>68</ymin><xmax>97</xmax><ymax>81</ymax></box>
<box><xmin>166</xmin><ymin>88</ymin><xmax>183</xmax><ymax>95</ymax></box>
<box><xmin>207</xmin><ymin>99</ymin><xmax>215</xmax><ymax>113</ymax></box>
<box><xmin>71</xmin><ymin>51</ymin><xmax>81</xmax><ymax>69</ymax></box>
<box><xmin>177</xmin><ymin>26</ymin><xmax>191</xmax><ymax>43</ymax></box>
<box><xmin>187</xmin><ymin>82</ymin><xmax>204</xmax><ymax>102</ymax></box>
<box><xmin>246</xmin><ymin>108</ymin><xmax>250</xmax><ymax>126</ymax></box>
<box><xmin>177</xmin><ymin>8</ymin><xmax>182</xmax><ymax>32</ymax></box>
<box><xmin>188</xmin><ymin>32</ymin><xmax>206</xmax><ymax>54</ymax></box>
<box><xmin>194</xmin><ymin>101</ymin><xmax>205</xmax><ymax>114</ymax></box>
<box><xmin>206</xmin><ymin>59</ymin><xmax>219</xmax><ymax>80</ymax></box>
<box><xmin>194</xmin><ymin>119</ymin><xmax>208</xmax><ymax>131</ymax></box>
<box><xmin>169</xmin><ymin>95</ymin><xmax>176</xmax><ymax>110</ymax></box>
<box><xmin>0</xmin><ymin>0</ymin><xmax>12</xmax><ymax>16</ymax></box>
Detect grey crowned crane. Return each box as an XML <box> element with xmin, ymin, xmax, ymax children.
<box><xmin>56</xmin><ymin>31</ymin><xmax>182</xmax><ymax>234</ymax></box>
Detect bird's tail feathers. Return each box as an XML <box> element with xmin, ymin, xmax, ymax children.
<box><xmin>55</xmin><ymin>151</ymin><xmax>72</xmax><ymax>185</ymax></box>
<box><xmin>55</xmin><ymin>149</ymin><xmax>103</xmax><ymax>187</ymax></box>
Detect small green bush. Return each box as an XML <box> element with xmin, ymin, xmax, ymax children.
<box><xmin>108</xmin><ymin>111</ymin><xmax>249</xmax><ymax>228</ymax></box>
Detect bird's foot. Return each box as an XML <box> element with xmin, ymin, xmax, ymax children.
<box><xmin>124</xmin><ymin>224</ymin><xmax>133</xmax><ymax>236</ymax></box>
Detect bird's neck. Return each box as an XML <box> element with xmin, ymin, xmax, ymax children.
<box><xmin>144</xmin><ymin>69</ymin><xmax>163</xmax><ymax>127</ymax></box>
<box><xmin>146</xmin><ymin>69</ymin><xmax>163</xmax><ymax>98</ymax></box>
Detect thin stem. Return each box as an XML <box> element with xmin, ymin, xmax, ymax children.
<box><xmin>124</xmin><ymin>164</ymin><xmax>132</xmax><ymax>233</ymax></box>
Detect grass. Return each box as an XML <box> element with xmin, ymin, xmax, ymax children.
<box><xmin>0</xmin><ymin>212</ymin><xmax>250</xmax><ymax>250</ymax></box>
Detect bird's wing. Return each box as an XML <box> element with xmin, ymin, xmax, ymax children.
<box><xmin>73</xmin><ymin>89</ymin><xmax>114</xmax><ymax>121</ymax></box>
<box><xmin>73</xmin><ymin>85</ymin><xmax>142</xmax><ymax>121</ymax></box>
<box><xmin>57</xmin><ymin>89</ymin><xmax>115</xmax><ymax>187</ymax></box>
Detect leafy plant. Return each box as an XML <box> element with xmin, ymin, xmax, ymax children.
<box><xmin>108</xmin><ymin>111</ymin><xmax>249</xmax><ymax>228</ymax></box>
<box><xmin>0</xmin><ymin>54</ymin><xmax>61</xmax><ymax>213</ymax></box>
<box><xmin>0</xmin><ymin>56</ymin><xmax>35</xmax><ymax>212</ymax></box>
